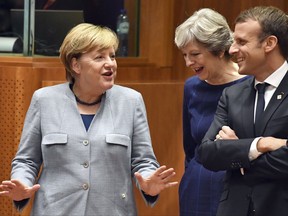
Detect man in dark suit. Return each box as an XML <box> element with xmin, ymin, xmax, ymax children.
<box><xmin>198</xmin><ymin>6</ymin><xmax>288</xmax><ymax>216</ymax></box>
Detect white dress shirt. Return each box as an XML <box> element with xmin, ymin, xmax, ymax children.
<box><xmin>249</xmin><ymin>61</ymin><xmax>288</xmax><ymax>160</ymax></box>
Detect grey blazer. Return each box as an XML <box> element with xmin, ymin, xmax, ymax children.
<box><xmin>11</xmin><ymin>83</ymin><xmax>160</xmax><ymax>216</ymax></box>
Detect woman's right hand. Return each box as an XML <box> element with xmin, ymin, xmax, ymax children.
<box><xmin>0</xmin><ymin>179</ymin><xmax>40</xmax><ymax>201</ymax></box>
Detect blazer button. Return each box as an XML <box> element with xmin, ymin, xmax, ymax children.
<box><xmin>83</xmin><ymin>162</ymin><xmax>89</xmax><ymax>168</ymax></box>
<box><xmin>121</xmin><ymin>193</ymin><xmax>126</xmax><ymax>199</ymax></box>
<box><xmin>83</xmin><ymin>140</ymin><xmax>89</xmax><ymax>146</ymax></box>
<box><xmin>82</xmin><ymin>183</ymin><xmax>89</xmax><ymax>190</ymax></box>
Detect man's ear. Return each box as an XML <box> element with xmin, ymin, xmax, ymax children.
<box><xmin>264</xmin><ymin>35</ymin><xmax>278</xmax><ymax>53</ymax></box>
<box><xmin>71</xmin><ymin>57</ymin><xmax>80</xmax><ymax>74</ymax></box>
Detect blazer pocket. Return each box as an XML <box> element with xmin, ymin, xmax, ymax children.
<box><xmin>106</xmin><ymin>134</ymin><xmax>131</xmax><ymax>147</ymax></box>
<box><xmin>42</xmin><ymin>133</ymin><xmax>68</xmax><ymax>145</ymax></box>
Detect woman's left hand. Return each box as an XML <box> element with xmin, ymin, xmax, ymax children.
<box><xmin>134</xmin><ymin>165</ymin><xmax>178</xmax><ymax>196</ymax></box>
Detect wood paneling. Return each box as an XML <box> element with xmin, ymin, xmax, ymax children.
<box><xmin>139</xmin><ymin>0</ymin><xmax>175</xmax><ymax>68</ymax></box>
<box><xmin>123</xmin><ymin>83</ymin><xmax>183</xmax><ymax>216</ymax></box>
<box><xmin>0</xmin><ymin>64</ymin><xmax>36</xmax><ymax>216</ymax></box>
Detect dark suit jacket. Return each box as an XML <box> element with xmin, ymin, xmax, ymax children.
<box><xmin>198</xmin><ymin>73</ymin><xmax>288</xmax><ymax>216</ymax></box>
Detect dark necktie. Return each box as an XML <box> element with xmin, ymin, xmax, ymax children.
<box><xmin>255</xmin><ymin>83</ymin><xmax>268</xmax><ymax>124</ymax></box>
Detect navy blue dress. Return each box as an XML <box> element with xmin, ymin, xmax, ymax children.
<box><xmin>179</xmin><ymin>76</ymin><xmax>250</xmax><ymax>216</ymax></box>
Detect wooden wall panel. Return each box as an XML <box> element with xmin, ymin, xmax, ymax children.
<box><xmin>0</xmin><ymin>65</ymin><xmax>35</xmax><ymax>216</ymax></box>
<box><xmin>123</xmin><ymin>83</ymin><xmax>184</xmax><ymax>216</ymax></box>
<box><xmin>139</xmin><ymin>0</ymin><xmax>175</xmax><ymax>68</ymax></box>
<box><xmin>190</xmin><ymin>0</ymin><xmax>288</xmax><ymax>29</ymax></box>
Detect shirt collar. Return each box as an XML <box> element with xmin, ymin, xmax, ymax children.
<box><xmin>254</xmin><ymin>61</ymin><xmax>288</xmax><ymax>89</ymax></box>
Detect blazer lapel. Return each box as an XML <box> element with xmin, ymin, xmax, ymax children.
<box><xmin>241</xmin><ymin>79</ymin><xmax>257</xmax><ymax>138</ymax></box>
<box><xmin>257</xmin><ymin>71</ymin><xmax>288</xmax><ymax>135</ymax></box>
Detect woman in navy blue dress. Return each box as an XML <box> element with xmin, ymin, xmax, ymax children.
<box><xmin>174</xmin><ymin>8</ymin><xmax>250</xmax><ymax>216</ymax></box>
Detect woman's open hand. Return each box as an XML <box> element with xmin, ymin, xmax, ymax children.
<box><xmin>134</xmin><ymin>165</ymin><xmax>178</xmax><ymax>196</ymax></box>
<box><xmin>0</xmin><ymin>179</ymin><xmax>40</xmax><ymax>201</ymax></box>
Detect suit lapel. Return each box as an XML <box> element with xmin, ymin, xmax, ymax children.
<box><xmin>241</xmin><ymin>78</ymin><xmax>257</xmax><ymax>137</ymax></box>
<box><xmin>257</xmin><ymin>71</ymin><xmax>288</xmax><ymax>135</ymax></box>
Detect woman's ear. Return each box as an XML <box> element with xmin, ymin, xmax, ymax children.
<box><xmin>71</xmin><ymin>57</ymin><xmax>81</xmax><ymax>74</ymax></box>
<box><xmin>218</xmin><ymin>51</ymin><xmax>225</xmax><ymax>59</ymax></box>
<box><xmin>264</xmin><ymin>35</ymin><xmax>277</xmax><ymax>53</ymax></box>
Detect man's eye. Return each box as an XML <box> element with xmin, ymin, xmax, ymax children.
<box><xmin>237</xmin><ymin>40</ymin><xmax>246</xmax><ymax>45</ymax></box>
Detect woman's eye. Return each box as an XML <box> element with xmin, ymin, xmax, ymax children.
<box><xmin>94</xmin><ymin>56</ymin><xmax>103</xmax><ymax>60</ymax></box>
<box><xmin>190</xmin><ymin>53</ymin><xmax>200</xmax><ymax>56</ymax></box>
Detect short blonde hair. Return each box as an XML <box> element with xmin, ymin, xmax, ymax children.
<box><xmin>60</xmin><ymin>23</ymin><xmax>119</xmax><ymax>83</ymax></box>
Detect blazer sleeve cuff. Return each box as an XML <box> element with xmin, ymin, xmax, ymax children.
<box><xmin>13</xmin><ymin>198</ymin><xmax>30</xmax><ymax>212</ymax></box>
<box><xmin>141</xmin><ymin>190</ymin><xmax>159</xmax><ymax>207</ymax></box>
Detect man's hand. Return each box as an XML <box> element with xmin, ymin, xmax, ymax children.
<box><xmin>134</xmin><ymin>165</ymin><xmax>178</xmax><ymax>196</ymax></box>
<box><xmin>0</xmin><ymin>179</ymin><xmax>40</xmax><ymax>201</ymax></box>
<box><xmin>257</xmin><ymin>137</ymin><xmax>286</xmax><ymax>153</ymax></box>
<box><xmin>215</xmin><ymin>126</ymin><xmax>239</xmax><ymax>140</ymax></box>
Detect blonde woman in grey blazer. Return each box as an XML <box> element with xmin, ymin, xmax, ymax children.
<box><xmin>0</xmin><ymin>23</ymin><xmax>178</xmax><ymax>216</ymax></box>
